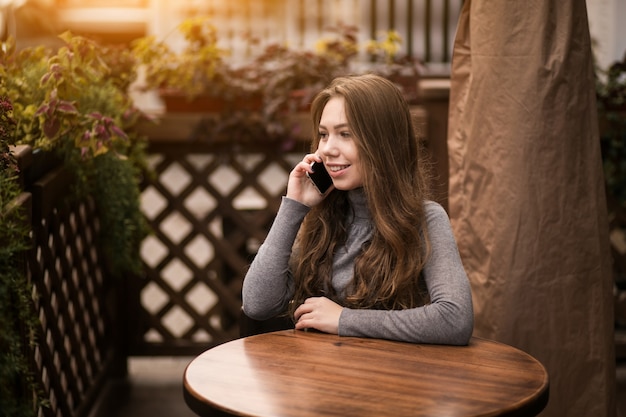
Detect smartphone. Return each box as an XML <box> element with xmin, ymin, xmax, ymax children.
<box><xmin>306</xmin><ymin>161</ymin><xmax>333</xmax><ymax>194</ymax></box>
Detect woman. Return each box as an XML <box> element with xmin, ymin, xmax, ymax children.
<box><xmin>242</xmin><ymin>74</ymin><xmax>473</xmax><ymax>345</ymax></box>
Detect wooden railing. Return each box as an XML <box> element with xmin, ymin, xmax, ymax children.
<box><xmin>13</xmin><ymin>146</ymin><xmax>126</xmax><ymax>417</ymax></box>
<box><xmin>169</xmin><ymin>0</ymin><xmax>463</xmax><ymax>70</ymax></box>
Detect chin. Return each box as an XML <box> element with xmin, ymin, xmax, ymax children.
<box><xmin>334</xmin><ymin>184</ymin><xmax>359</xmax><ymax>191</ymax></box>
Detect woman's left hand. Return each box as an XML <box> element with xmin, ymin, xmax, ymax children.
<box><xmin>286</xmin><ymin>154</ymin><xmax>333</xmax><ymax>207</ymax></box>
<box><xmin>294</xmin><ymin>297</ymin><xmax>343</xmax><ymax>334</ymax></box>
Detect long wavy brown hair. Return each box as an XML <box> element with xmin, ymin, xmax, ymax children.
<box><xmin>289</xmin><ymin>74</ymin><xmax>433</xmax><ymax>317</ymax></box>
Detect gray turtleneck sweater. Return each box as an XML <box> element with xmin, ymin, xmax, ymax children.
<box><xmin>242</xmin><ymin>189</ymin><xmax>474</xmax><ymax>345</ymax></box>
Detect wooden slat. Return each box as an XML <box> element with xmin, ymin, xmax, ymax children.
<box><xmin>23</xmin><ymin>157</ymin><xmax>121</xmax><ymax>417</ymax></box>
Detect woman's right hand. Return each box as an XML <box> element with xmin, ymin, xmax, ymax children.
<box><xmin>286</xmin><ymin>154</ymin><xmax>333</xmax><ymax>207</ymax></box>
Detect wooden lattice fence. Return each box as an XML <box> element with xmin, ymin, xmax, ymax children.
<box><xmin>128</xmin><ymin>104</ymin><xmax>435</xmax><ymax>356</ymax></box>
<box><xmin>14</xmin><ymin>146</ymin><xmax>125</xmax><ymax>417</ymax></box>
<box><xmin>131</xmin><ymin>137</ymin><xmax>308</xmax><ymax>355</ymax></box>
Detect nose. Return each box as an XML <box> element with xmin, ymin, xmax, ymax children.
<box><xmin>318</xmin><ymin>135</ymin><xmax>340</xmax><ymax>157</ymax></box>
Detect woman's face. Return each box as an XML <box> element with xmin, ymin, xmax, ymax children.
<box><xmin>317</xmin><ymin>96</ymin><xmax>363</xmax><ymax>190</ymax></box>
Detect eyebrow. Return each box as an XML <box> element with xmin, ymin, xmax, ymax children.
<box><xmin>319</xmin><ymin>123</ymin><xmax>350</xmax><ymax>130</ymax></box>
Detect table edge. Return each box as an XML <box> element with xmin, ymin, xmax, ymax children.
<box><xmin>182</xmin><ymin>331</ymin><xmax>550</xmax><ymax>417</ymax></box>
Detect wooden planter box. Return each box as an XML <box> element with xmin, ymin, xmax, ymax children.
<box><xmin>159</xmin><ymin>90</ymin><xmax>264</xmax><ymax>113</ymax></box>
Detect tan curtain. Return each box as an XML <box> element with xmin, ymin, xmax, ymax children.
<box><xmin>447</xmin><ymin>1</ymin><xmax>616</xmax><ymax>416</ymax></box>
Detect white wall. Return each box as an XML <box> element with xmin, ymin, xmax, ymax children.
<box><xmin>587</xmin><ymin>0</ymin><xmax>626</xmax><ymax>72</ymax></box>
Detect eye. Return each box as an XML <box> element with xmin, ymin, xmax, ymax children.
<box><xmin>340</xmin><ymin>130</ymin><xmax>352</xmax><ymax>138</ymax></box>
<box><xmin>318</xmin><ymin>131</ymin><xmax>328</xmax><ymax>140</ymax></box>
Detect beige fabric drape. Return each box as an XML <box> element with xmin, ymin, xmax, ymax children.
<box><xmin>447</xmin><ymin>1</ymin><xmax>616</xmax><ymax>416</ymax></box>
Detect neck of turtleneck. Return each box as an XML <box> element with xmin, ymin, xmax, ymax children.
<box><xmin>348</xmin><ymin>188</ymin><xmax>371</xmax><ymax>224</ymax></box>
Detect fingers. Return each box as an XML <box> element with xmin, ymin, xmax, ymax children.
<box><xmin>294</xmin><ymin>297</ymin><xmax>320</xmax><ymax>330</ymax></box>
<box><xmin>293</xmin><ymin>297</ymin><xmax>341</xmax><ymax>334</ymax></box>
<box><xmin>306</xmin><ymin>153</ymin><xmax>323</xmax><ymax>164</ymax></box>
<box><xmin>293</xmin><ymin>154</ymin><xmax>321</xmax><ymax>175</ymax></box>
<box><xmin>293</xmin><ymin>297</ymin><xmax>317</xmax><ymax>321</ymax></box>
<box><xmin>286</xmin><ymin>155</ymin><xmax>328</xmax><ymax>206</ymax></box>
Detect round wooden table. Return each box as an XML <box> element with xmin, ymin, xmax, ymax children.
<box><xmin>183</xmin><ymin>330</ymin><xmax>549</xmax><ymax>417</ymax></box>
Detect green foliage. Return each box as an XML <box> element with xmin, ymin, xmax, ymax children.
<box><xmin>0</xmin><ymin>97</ymin><xmax>18</xmax><ymax>168</ymax></box>
<box><xmin>0</xmin><ymin>172</ymin><xmax>43</xmax><ymax>417</ymax></box>
<box><xmin>92</xmin><ymin>150</ymin><xmax>149</xmax><ymax>276</ymax></box>
<box><xmin>597</xmin><ymin>52</ymin><xmax>626</xmax><ymax>110</ymax></box>
<box><xmin>0</xmin><ymin>97</ymin><xmax>45</xmax><ymax>417</ymax></box>
<box><xmin>0</xmin><ymin>31</ymin><xmax>150</xmax><ymax>416</ymax></box>
<box><xmin>1</xmin><ymin>32</ymin><xmax>150</xmax><ymax>277</ymax></box>
<box><xmin>600</xmin><ymin>112</ymin><xmax>626</xmax><ymax>206</ymax></box>
<box><xmin>0</xmin><ymin>31</ymin><xmax>149</xmax><ymax>417</ymax></box>
<box><xmin>0</xmin><ymin>40</ymin><xmax>49</xmax><ymax>148</ymax></box>
<box><xmin>131</xmin><ymin>19</ymin><xmax>421</xmax><ymax>139</ymax></box>
<box><xmin>597</xmin><ymin>52</ymin><xmax>626</xmax><ymax>207</ymax></box>
<box><xmin>247</xmin><ymin>23</ymin><xmax>359</xmax><ymax>118</ymax></box>
<box><xmin>132</xmin><ymin>16</ymin><xmax>230</xmax><ymax>99</ymax></box>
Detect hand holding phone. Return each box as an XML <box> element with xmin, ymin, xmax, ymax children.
<box><xmin>306</xmin><ymin>161</ymin><xmax>333</xmax><ymax>194</ymax></box>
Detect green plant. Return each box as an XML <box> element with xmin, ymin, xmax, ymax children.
<box><xmin>131</xmin><ymin>19</ymin><xmax>420</xmax><ymax>118</ymax></box>
<box><xmin>0</xmin><ymin>31</ymin><xmax>149</xmax><ymax>417</ymax></box>
<box><xmin>1</xmin><ymin>32</ymin><xmax>150</xmax><ymax>276</ymax></box>
<box><xmin>239</xmin><ymin>23</ymin><xmax>360</xmax><ymax>139</ymax></box>
<box><xmin>0</xmin><ymin>96</ymin><xmax>46</xmax><ymax>417</ymax></box>
<box><xmin>132</xmin><ymin>16</ymin><xmax>232</xmax><ymax>99</ymax></box>
<box><xmin>597</xmin><ymin>52</ymin><xmax>626</xmax><ymax>207</ymax></box>
<box><xmin>597</xmin><ymin>52</ymin><xmax>626</xmax><ymax>110</ymax></box>
<box><xmin>364</xmin><ymin>29</ymin><xmax>422</xmax><ymax>103</ymax></box>
<box><xmin>365</xmin><ymin>29</ymin><xmax>404</xmax><ymax>65</ymax></box>
<box><xmin>131</xmin><ymin>16</ymin><xmax>275</xmax><ymax>144</ymax></box>
<box><xmin>129</xmin><ymin>19</ymin><xmax>422</xmax><ymax>147</ymax></box>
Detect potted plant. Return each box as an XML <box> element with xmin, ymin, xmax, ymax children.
<box><xmin>251</xmin><ymin>26</ymin><xmax>422</xmax><ymax>141</ymax></box>
<box><xmin>364</xmin><ymin>29</ymin><xmax>422</xmax><ymax>104</ymax></box>
<box><xmin>1</xmin><ymin>32</ymin><xmax>150</xmax><ymax>277</ymax></box>
<box><xmin>237</xmin><ymin>22</ymin><xmax>360</xmax><ymax>140</ymax></box>
<box><xmin>131</xmin><ymin>18</ymin><xmax>421</xmax><ymax>145</ymax></box>
<box><xmin>132</xmin><ymin>16</ymin><xmax>259</xmax><ymax>112</ymax></box>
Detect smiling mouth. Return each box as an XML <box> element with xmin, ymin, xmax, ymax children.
<box><xmin>328</xmin><ymin>165</ymin><xmax>349</xmax><ymax>172</ymax></box>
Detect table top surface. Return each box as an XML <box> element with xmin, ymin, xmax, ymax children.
<box><xmin>183</xmin><ymin>330</ymin><xmax>549</xmax><ymax>417</ymax></box>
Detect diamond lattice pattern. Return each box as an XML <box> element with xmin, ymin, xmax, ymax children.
<box><xmin>138</xmin><ymin>146</ymin><xmax>301</xmax><ymax>352</ymax></box>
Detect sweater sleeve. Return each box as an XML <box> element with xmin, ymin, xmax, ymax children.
<box><xmin>241</xmin><ymin>197</ymin><xmax>310</xmax><ymax>320</ymax></box>
<box><xmin>338</xmin><ymin>201</ymin><xmax>474</xmax><ymax>345</ymax></box>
